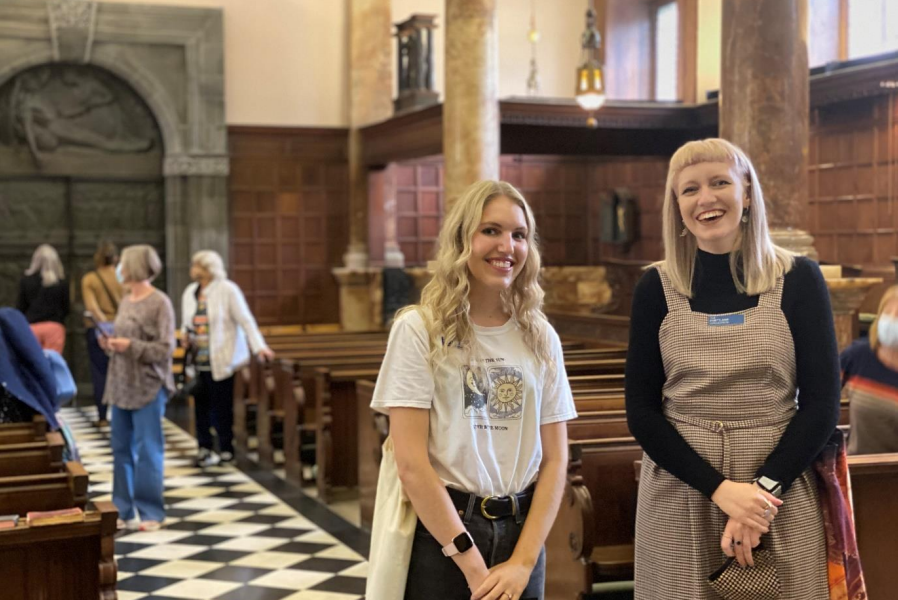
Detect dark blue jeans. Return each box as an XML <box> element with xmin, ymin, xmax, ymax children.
<box><xmin>404</xmin><ymin>498</ymin><xmax>546</xmax><ymax>600</ymax></box>
<box><xmin>85</xmin><ymin>328</ymin><xmax>109</xmax><ymax>422</ymax></box>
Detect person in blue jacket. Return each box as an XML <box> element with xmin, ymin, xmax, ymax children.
<box><xmin>0</xmin><ymin>307</ymin><xmax>60</xmax><ymax>428</ymax></box>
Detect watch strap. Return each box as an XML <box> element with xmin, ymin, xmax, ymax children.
<box><xmin>441</xmin><ymin>531</ymin><xmax>474</xmax><ymax>557</ymax></box>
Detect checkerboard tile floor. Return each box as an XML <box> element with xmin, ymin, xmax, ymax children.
<box><xmin>60</xmin><ymin>407</ymin><xmax>367</xmax><ymax>600</ymax></box>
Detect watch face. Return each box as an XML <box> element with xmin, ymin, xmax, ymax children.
<box><xmin>454</xmin><ymin>532</ymin><xmax>474</xmax><ymax>553</ymax></box>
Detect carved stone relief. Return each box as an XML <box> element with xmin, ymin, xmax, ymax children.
<box><xmin>0</xmin><ymin>64</ymin><xmax>161</xmax><ymax>176</ymax></box>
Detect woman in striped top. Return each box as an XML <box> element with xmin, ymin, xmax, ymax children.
<box><xmin>841</xmin><ymin>285</ymin><xmax>898</xmax><ymax>454</ymax></box>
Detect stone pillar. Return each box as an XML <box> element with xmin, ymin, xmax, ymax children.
<box><xmin>344</xmin><ymin>0</ymin><xmax>393</xmax><ymax>269</ymax></box>
<box><xmin>827</xmin><ymin>278</ymin><xmax>883</xmax><ymax>352</ymax></box>
<box><xmin>335</xmin><ymin>0</ymin><xmax>393</xmax><ymax>330</ymax></box>
<box><xmin>164</xmin><ymin>156</ymin><xmax>230</xmax><ymax>321</ymax></box>
<box><xmin>378</xmin><ymin>165</ymin><xmax>404</xmax><ymax>268</ymax></box>
<box><xmin>443</xmin><ymin>0</ymin><xmax>500</xmax><ymax>210</ymax></box>
<box><xmin>720</xmin><ymin>0</ymin><xmax>816</xmax><ymax>258</ymax></box>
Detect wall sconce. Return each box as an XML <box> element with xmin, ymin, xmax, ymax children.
<box><xmin>575</xmin><ymin>5</ymin><xmax>605</xmax><ymax>127</ymax></box>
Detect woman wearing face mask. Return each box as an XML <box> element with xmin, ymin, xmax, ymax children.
<box><xmin>840</xmin><ymin>285</ymin><xmax>898</xmax><ymax>454</ymax></box>
<box><xmin>101</xmin><ymin>244</ymin><xmax>174</xmax><ymax>532</ymax></box>
<box><xmin>625</xmin><ymin>139</ymin><xmax>845</xmax><ymax>598</ymax></box>
<box><xmin>369</xmin><ymin>180</ymin><xmax>576</xmax><ymax>600</ymax></box>
<box><xmin>181</xmin><ymin>250</ymin><xmax>274</xmax><ymax>467</ymax></box>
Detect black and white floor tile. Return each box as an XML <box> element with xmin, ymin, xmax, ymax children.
<box><xmin>60</xmin><ymin>407</ymin><xmax>368</xmax><ymax>600</ymax></box>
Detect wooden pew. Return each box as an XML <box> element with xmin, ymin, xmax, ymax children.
<box><xmin>0</xmin><ymin>461</ymin><xmax>89</xmax><ymax>516</ymax></box>
<box><xmin>848</xmin><ymin>452</ymin><xmax>898</xmax><ymax>600</ymax></box>
<box><xmin>0</xmin><ymin>416</ymin><xmax>48</xmax><ymax>446</ymax></box>
<box><xmin>544</xmin><ymin>471</ymin><xmax>596</xmax><ymax>600</ymax></box>
<box><xmin>566</xmin><ymin>411</ymin><xmax>631</xmax><ymax>440</ymax></box>
<box><xmin>570</xmin><ymin>437</ymin><xmax>642</xmax><ymax>582</ymax></box>
<box><xmin>315</xmin><ymin>366</ymin><xmax>378</xmax><ymax>501</ymax></box>
<box><xmin>232</xmin><ymin>365</ymin><xmax>252</xmax><ymax>449</ymax></box>
<box><xmin>259</xmin><ymin>355</ymin><xmax>383</xmax><ymax>468</ymax></box>
<box><xmin>0</xmin><ymin>432</ymin><xmax>65</xmax><ymax>477</ymax></box>
<box><xmin>0</xmin><ymin>501</ymin><xmax>117</xmax><ymax>600</ymax></box>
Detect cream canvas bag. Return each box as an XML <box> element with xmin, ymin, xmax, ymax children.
<box><xmin>365</xmin><ymin>435</ymin><xmax>418</xmax><ymax>600</ymax></box>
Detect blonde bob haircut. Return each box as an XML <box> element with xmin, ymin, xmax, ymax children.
<box><xmin>868</xmin><ymin>285</ymin><xmax>898</xmax><ymax>351</ymax></box>
<box><xmin>191</xmin><ymin>250</ymin><xmax>228</xmax><ymax>281</ymax></box>
<box><xmin>25</xmin><ymin>244</ymin><xmax>65</xmax><ymax>287</ymax></box>
<box><xmin>399</xmin><ymin>180</ymin><xmax>552</xmax><ymax>370</ymax></box>
<box><xmin>657</xmin><ymin>138</ymin><xmax>794</xmax><ymax>297</ymax></box>
<box><xmin>119</xmin><ymin>244</ymin><xmax>163</xmax><ymax>283</ymax></box>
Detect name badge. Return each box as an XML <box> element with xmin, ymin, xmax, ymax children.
<box><xmin>708</xmin><ymin>314</ymin><xmax>745</xmax><ymax>327</ymax></box>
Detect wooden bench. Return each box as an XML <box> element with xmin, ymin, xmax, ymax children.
<box><xmin>314</xmin><ymin>366</ymin><xmax>378</xmax><ymax>501</ymax></box>
<box><xmin>0</xmin><ymin>432</ymin><xmax>65</xmax><ymax>477</ymax></box>
<box><xmin>848</xmin><ymin>452</ymin><xmax>898</xmax><ymax>599</ymax></box>
<box><xmin>0</xmin><ymin>416</ymin><xmax>48</xmax><ymax>446</ymax></box>
<box><xmin>0</xmin><ymin>501</ymin><xmax>117</xmax><ymax>600</ymax></box>
<box><xmin>0</xmin><ymin>461</ymin><xmax>89</xmax><ymax>516</ymax></box>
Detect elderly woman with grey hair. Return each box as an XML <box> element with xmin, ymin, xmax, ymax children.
<box><xmin>182</xmin><ymin>250</ymin><xmax>273</xmax><ymax>466</ymax></box>
<box><xmin>101</xmin><ymin>244</ymin><xmax>174</xmax><ymax>531</ymax></box>
<box><xmin>17</xmin><ymin>244</ymin><xmax>69</xmax><ymax>352</ymax></box>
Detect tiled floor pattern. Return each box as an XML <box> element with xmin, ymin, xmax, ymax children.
<box><xmin>61</xmin><ymin>407</ymin><xmax>367</xmax><ymax>600</ymax></box>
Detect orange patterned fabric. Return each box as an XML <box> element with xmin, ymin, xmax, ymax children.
<box><xmin>814</xmin><ymin>429</ymin><xmax>867</xmax><ymax>600</ymax></box>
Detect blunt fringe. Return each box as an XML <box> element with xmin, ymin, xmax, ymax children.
<box><xmin>655</xmin><ymin>138</ymin><xmax>794</xmax><ymax>296</ymax></box>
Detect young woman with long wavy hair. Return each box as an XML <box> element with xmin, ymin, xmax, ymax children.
<box><xmin>370</xmin><ymin>180</ymin><xmax>576</xmax><ymax>600</ymax></box>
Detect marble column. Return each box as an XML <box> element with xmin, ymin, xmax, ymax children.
<box><xmin>344</xmin><ymin>0</ymin><xmax>393</xmax><ymax>268</ymax></box>
<box><xmin>443</xmin><ymin>0</ymin><xmax>500</xmax><ymax>210</ymax></box>
<box><xmin>720</xmin><ymin>0</ymin><xmax>816</xmax><ymax>258</ymax></box>
<box><xmin>334</xmin><ymin>0</ymin><xmax>393</xmax><ymax>330</ymax></box>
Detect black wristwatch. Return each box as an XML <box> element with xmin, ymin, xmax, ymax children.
<box><xmin>754</xmin><ymin>476</ymin><xmax>783</xmax><ymax>498</ymax></box>
<box><xmin>441</xmin><ymin>531</ymin><xmax>475</xmax><ymax>557</ymax></box>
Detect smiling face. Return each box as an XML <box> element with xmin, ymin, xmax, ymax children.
<box><xmin>676</xmin><ymin>160</ymin><xmax>750</xmax><ymax>254</ymax></box>
<box><xmin>466</xmin><ymin>195</ymin><xmax>529</xmax><ymax>297</ymax></box>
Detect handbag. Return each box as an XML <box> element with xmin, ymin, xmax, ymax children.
<box><xmin>43</xmin><ymin>350</ymin><xmax>76</xmax><ymax>408</ymax></box>
<box><xmin>365</xmin><ymin>436</ymin><xmax>417</xmax><ymax>600</ymax></box>
<box><xmin>707</xmin><ymin>541</ymin><xmax>781</xmax><ymax>600</ymax></box>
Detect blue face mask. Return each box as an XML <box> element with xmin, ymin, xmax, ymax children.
<box><xmin>115</xmin><ymin>264</ymin><xmax>125</xmax><ymax>284</ymax></box>
<box><xmin>877</xmin><ymin>315</ymin><xmax>898</xmax><ymax>349</ymax></box>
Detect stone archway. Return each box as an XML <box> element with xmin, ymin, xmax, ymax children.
<box><xmin>0</xmin><ymin>0</ymin><xmax>229</xmax><ymax>396</ymax></box>
<box><xmin>0</xmin><ymin>0</ymin><xmax>229</xmax><ymax>302</ymax></box>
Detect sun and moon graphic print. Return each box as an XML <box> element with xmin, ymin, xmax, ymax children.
<box><xmin>461</xmin><ymin>363</ymin><xmax>525</xmax><ymax>420</ymax></box>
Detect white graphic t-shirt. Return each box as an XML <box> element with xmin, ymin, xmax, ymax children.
<box><xmin>371</xmin><ymin>309</ymin><xmax>577</xmax><ymax>498</ymax></box>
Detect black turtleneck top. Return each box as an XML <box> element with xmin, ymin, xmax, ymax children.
<box><xmin>624</xmin><ymin>250</ymin><xmax>841</xmax><ymax>499</ymax></box>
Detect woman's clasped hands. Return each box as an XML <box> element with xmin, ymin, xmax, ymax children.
<box><xmin>712</xmin><ymin>480</ymin><xmax>782</xmax><ymax>567</ymax></box>
<box><xmin>469</xmin><ymin>557</ymin><xmax>534</xmax><ymax>600</ymax></box>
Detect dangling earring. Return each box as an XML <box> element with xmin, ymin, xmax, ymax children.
<box><xmin>680</xmin><ymin>223</ymin><xmax>689</xmax><ymax>237</ymax></box>
<box><xmin>741</xmin><ymin>208</ymin><xmax>749</xmax><ymax>223</ymax></box>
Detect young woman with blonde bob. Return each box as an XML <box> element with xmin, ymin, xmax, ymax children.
<box><xmin>625</xmin><ymin>138</ymin><xmax>841</xmax><ymax>598</ymax></box>
<box><xmin>371</xmin><ymin>180</ymin><xmax>577</xmax><ymax>600</ymax></box>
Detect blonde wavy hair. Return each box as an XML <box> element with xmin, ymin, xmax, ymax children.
<box><xmin>399</xmin><ymin>180</ymin><xmax>553</xmax><ymax>371</ymax></box>
<box><xmin>656</xmin><ymin>138</ymin><xmax>794</xmax><ymax>297</ymax></box>
<box><xmin>25</xmin><ymin>244</ymin><xmax>64</xmax><ymax>287</ymax></box>
<box><xmin>869</xmin><ymin>285</ymin><xmax>898</xmax><ymax>351</ymax></box>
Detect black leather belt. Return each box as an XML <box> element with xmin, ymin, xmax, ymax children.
<box><xmin>446</xmin><ymin>485</ymin><xmax>535</xmax><ymax>520</ymax></box>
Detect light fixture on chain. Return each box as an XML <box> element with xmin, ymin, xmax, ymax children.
<box><xmin>575</xmin><ymin>1</ymin><xmax>605</xmax><ymax>127</ymax></box>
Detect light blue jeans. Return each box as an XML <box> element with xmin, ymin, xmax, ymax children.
<box><xmin>111</xmin><ymin>388</ymin><xmax>166</xmax><ymax>522</ymax></box>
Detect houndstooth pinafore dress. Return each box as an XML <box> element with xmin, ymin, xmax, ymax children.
<box><xmin>633</xmin><ymin>266</ymin><xmax>829</xmax><ymax>600</ymax></box>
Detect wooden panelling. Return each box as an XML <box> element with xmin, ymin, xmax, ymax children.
<box><xmin>394</xmin><ymin>158</ymin><xmax>444</xmax><ymax>265</ymax></box>
<box><xmin>393</xmin><ymin>154</ymin><xmax>670</xmax><ymax>266</ymax></box>
<box><xmin>809</xmin><ymin>95</ymin><xmax>898</xmax><ymax>273</ymax></box>
<box><xmin>229</xmin><ymin>126</ymin><xmax>349</xmax><ymax>325</ymax></box>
